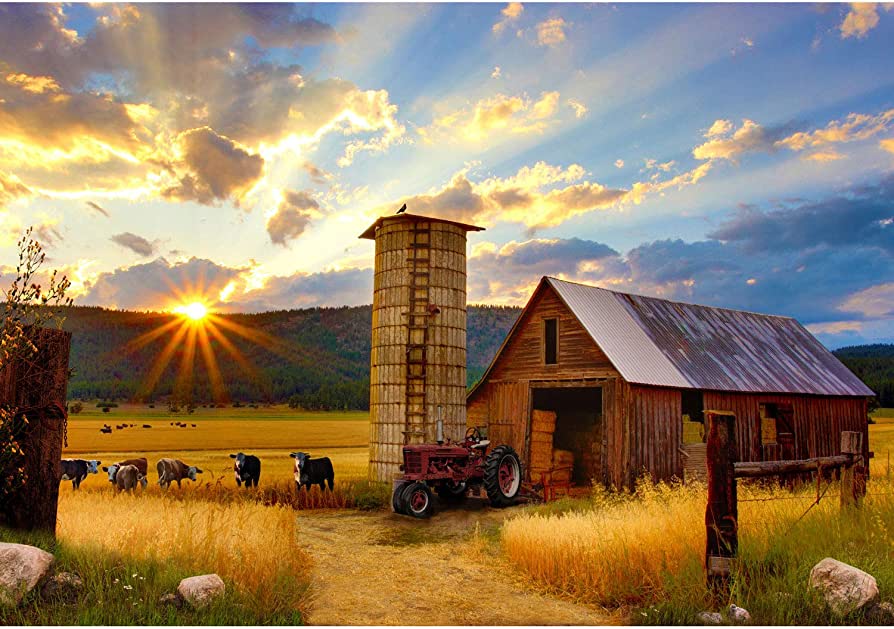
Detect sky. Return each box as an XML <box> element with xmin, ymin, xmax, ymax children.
<box><xmin>0</xmin><ymin>2</ymin><xmax>893</xmax><ymax>348</ymax></box>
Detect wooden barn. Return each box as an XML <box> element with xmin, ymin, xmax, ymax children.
<box><xmin>466</xmin><ymin>276</ymin><xmax>874</xmax><ymax>488</ymax></box>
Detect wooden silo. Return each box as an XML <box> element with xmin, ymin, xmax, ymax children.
<box><xmin>360</xmin><ymin>213</ymin><xmax>484</xmax><ymax>481</ymax></box>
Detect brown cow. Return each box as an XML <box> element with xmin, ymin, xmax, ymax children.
<box><xmin>103</xmin><ymin>458</ymin><xmax>149</xmax><ymax>490</ymax></box>
<box><xmin>114</xmin><ymin>464</ymin><xmax>143</xmax><ymax>492</ymax></box>
<box><xmin>156</xmin><ymin>458</ymin><xmax>202</xmax><ymax>489</ymax></box>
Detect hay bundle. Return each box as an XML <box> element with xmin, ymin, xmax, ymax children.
<box><xmin>529</xmin><ymin>410</ymin><xmax>556</xmax><ymax>479</ymax></box>
<box><xmin>531</xmin><ymin>409</ymin><xmax>556</xmax><ymax>433</ymax></box>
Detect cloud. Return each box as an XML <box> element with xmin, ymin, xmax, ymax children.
<box><xmin>614</xmin><ymin>159</ymin><xmax>625</xmax><ymax>169</ymax></box>
<box><xmin>704</xmin><ymin>119</ymin><xmax>733</xmax><ymax>137</ymax></box>
<box><xmin>33</xmin><ymin>218</ymin><xmax>63</xmax><ymax>247</ymax></box>
<box><xmin>692</xmin><ymin>119</ymin><xmax>790</xmax><ymax>161</ymax></box>
<box><xmin>86</xmin><ymin>201</ymin><xmax>110</xmax><ymax>217</ymax></box>
<box><xmin>266</xmin><ymin>190</ymin><xmax>321</xmax><ymax>246</ymax></box>
<box><xmin>160</xmin><ymin>127</ymin><xmax>264</xmax><ymax>206</ymax></box>
<box><xmin>882</xmin><ymin>138</ymin><xmax>894</xmax><ymax>154</ymax></box>
<box><xmin>419</xmin><ymin>91</ymin><xmax>563</xmax><ymax>143</ymax></box>
<box><xmin>776</xmin><ymin>109</ymin><xmax>894</xmax><ymax>152</ymax></box>
<box><xmin>302</xmin><ymin>161</ymin><xmax>331</xmax><ymax>184</ymax></box>
<box><xmin>491</xmin><ymin>66</ymin><xmax>502</xmax><ymax>79</ymax></box>
<box><xmin>839</xmin><ymin>2</ymin><xmax>892</xmax><ymax>38</ymax></box>
<box><xmin>839</xmin><ymin>283</ymin><xmax>894</xmax><ymax>318</ymax></box>
<box><xmin>803</xmin><ymin>149</ymin><xmax>845</xmax><ymax>162</ymax></box>
<box><xmin>110</xmin><ymin>232</ymin><xmax>156</xmax><ymax>257</ymax></box>
<box><xmin>0</xmin><ymin>169</ymin><xmax>30</xmax><ymax>207</ymax></box>
<box><xmin>536</xmin><ymin>17</ymin><xmax>569</xmax><ymax>47</ymax></box>
<box><xmin>493</xmin><ymin>3</ymin><xmax>523</xmax><ymax>35</ymax></box>
<box><xmin>567</xmin><ymin>98</ymin><xmax>588</xmax><ymax>119</ymax></box>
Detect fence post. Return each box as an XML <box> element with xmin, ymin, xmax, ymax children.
<box><xmin>705</xmin><ymin>410</ymin><xmax>738</xmax><ymax>590</ymax></box>
<box><xmin>840</xmin><ymin>431</ymin><xmax>863</xmax><ymax>510</ymax></box>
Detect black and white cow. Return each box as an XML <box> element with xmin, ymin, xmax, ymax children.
<box><xmin>229</xmin><ymin>453</ymin><xmax>261</xmax><ymax>488</ymax></box>
<box><xmin>102</xmin><ymin>458</ymin><xmax>149</xmax><ymax>490</ymax></box>
<box><xmin>59</xmin><ymin>458</ymin><xmax>101</xmax><ymax>490</ymax></box>
<box><xmin>290</xmin><ymin>452</ymin><xmax>334</xmax><ymax>491</ymax></box>
<box><xmin>157</xmin><ymin>458</ymin><xmax>202</xmax><ymax>489</ymax></box>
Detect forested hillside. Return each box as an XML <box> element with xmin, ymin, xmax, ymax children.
<box><xmin>833</xmin><ymin>344</ymin><xmax>894</xmax><ymax>407</ymax></box>
<box><xmin>60</xmin><ymin>305</ymin><xmax>521</xmax><ymax>408</ymax></box>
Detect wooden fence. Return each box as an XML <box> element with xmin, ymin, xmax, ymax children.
<box><xmin>704</xmin><ymin>410</ymin><xmax>865</xmax><ymax>589</ymax></box>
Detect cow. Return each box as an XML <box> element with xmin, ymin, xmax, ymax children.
<box><xmin>100</xmin><ymin>426</ymin><xmax>112</xmax><ymax>434</ymax></box>
<box><xmin>114</xmin><ymin>464</ymin><xmax>144</xmax><ymax>492</ymax></box>
<box><xmin>103</xmin><ymin>458</ymin><xmax>149</xmax><ymax>490</ymax></box>
<box><xmin>229</xmin><ymin>453</ymin><xmax>261</xmax><ymax>488</ymax></box>
<box><xmin>59</xmin><ymin>458</ymin><xmax>101</xmax><ymax>490</ymax></box>
<box><xmin>290</xmin><ymin>452</ymin><xmax>334</xmax><ymax>491</ymax></box>
<box><xmin>156</xmin><ymin>458</ymin><xmax>202</xmax><ymax>489</ymax></box>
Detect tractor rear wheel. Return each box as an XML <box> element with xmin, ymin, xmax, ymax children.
<box><xmin>484</xmin><ymin>445</ymin><xmax>522</xmax><ymax>507</ymax></box>
<box><xmin>436</xmin><ymin>480</ymin><xmax>468</xmax><ymax>503</ymax></box>
<box><xmin>402</xmin><ymin>482</ymin><xmax>435</xmax><ymax>518</ymax></box>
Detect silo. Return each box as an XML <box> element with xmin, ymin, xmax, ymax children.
<box><xmin>360</xmin><ymin>213</ymin><xmax>484</xmax><ymax>482</ymax></box>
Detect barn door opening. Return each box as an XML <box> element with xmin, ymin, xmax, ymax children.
<box><xmin>530</xmin><ymin>387</ymin><xmax>602</xmax><ymax>485</ymax></box>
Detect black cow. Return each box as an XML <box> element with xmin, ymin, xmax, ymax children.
<box><xmin>290</xmin><ymin>452</ymin><xmax>334</xmax><ymax>491</ymax></box>
<box><xmin>229</xmin><ymin>453</ymin><xmax>261</xmax><ymax>488</ymax></box>
<box><xmin>59</xmin><ymin>458</ymin><xmax>101</xmax><ymax>489</ymax></box>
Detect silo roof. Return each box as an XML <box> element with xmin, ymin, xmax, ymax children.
<box><xmin>359</xmin><ymin>213</ymin><xmax>485</xmax><ymax>239</ymax></box>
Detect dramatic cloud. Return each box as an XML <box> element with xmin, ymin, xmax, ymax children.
<box><xmin>419</xmin><ymin>91</ymin><xmax>563</xmax><ymax>143</ymax></box>
<box><xmin>536</xmin><ymin>17</ymin><xmax>569</xmax><ymax>47</ymax></box>
<box><xmin>266</xmin><ymin>190</ymin><xmax>321</xmax><ymax>246</ymax></box>
<box><xmin>839</xmin><ymin>3</ymin><xmax>892</xmax><ymax>38</ymax></box>
<box><xmin>0</xmin><ymin>170</ymin><xmax>30</xmax><ymax>207</ymax></box>
<box><xmin>161</xmin><ymin>127</ymin><xmax>264</xmax><ymax>206</ymax></box>
<box><xmin>110</xmin><ymin>232</ymin><xmax>156</xmax><ymax>257</ymax></box>
<box><xmin>692</xmin><ymin>119</ymin><xmax>790</xmax><ymax>161</ymax></box>
<box><xmin>493</xmin><ymin>3</ymin><xmax>524</xmax><ymax>35</ymax></box>
<box><xmin>776</xmin><ymin>109</ymin><xmax>894</xmax><ymax>152</ymax></box>
<box><xmin>840</xmin><ymin>283</ymin><xmax>894</xmax><ymax>318</ymax></box>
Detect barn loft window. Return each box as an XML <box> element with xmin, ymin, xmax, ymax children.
<box><xmin>759</xmin><ymin>402</ymin><xmax>794</xmax><ymax>445</ymax></box>
<box><xmin>681</xmin><ymin>389</ymin><xmax>705</xmax><ymax>444</ymax></box>
<box><xmin>544</xmin><ymin>318</ymin><xmax>558</xmax><ymax>365</ymax></box>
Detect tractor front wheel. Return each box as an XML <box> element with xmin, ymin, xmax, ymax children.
<box><xmin>402</xmin><ymin>482</ymin><xmax>435</xmax><ymax>519</ymax></box>
<box><xmin>392</xmin><ymin>482</ymin><xmax>409</xmax><ymax>514</ymax></box>
<box><xmin>484</xmin><ymin>445</ymin><xmax>522</xmax><ymax>508</ymax></box>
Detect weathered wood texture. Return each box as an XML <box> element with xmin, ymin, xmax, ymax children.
<box><xmin>705</xmin><ymin>410</ymin><xmax>737</xmax><ymax>587</ymax></box>
<box><xmin>369</xmin><ymin>218</ymin><xmax>472</xmax><ymax>481</ymax></box>
<box><xmin>0</xmin><ymin>326</ymin><xmax>72</xmax><ymax>533</ymax></box>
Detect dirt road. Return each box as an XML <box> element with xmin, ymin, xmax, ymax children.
<box><xmin>296</xmin><ymin>500</ymin><xmax>617</xmax><ymax>625</ymax></box>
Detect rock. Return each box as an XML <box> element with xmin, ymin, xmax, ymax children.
<box><xmin>809</xmin><ymin>557</ymin><xmax>879</xmax><ymax>615</ymax></box>
<box><xmin>40</xmin><ymin>572</ymin><xmax>83</xmax><ymax>603</ymax></box>
<box><xmin>176</xmin><ymin>574</ymin><xmax>225</xmax><ymax>608</ymax></box>
<box><xmin>0</xmin><ymin>542</ymin><xmax>55</xmax><ymax>606</ymax></box>
<box><xmin>159</xmin><ymin>592</ymin><xmax>183</xmax><ymax>609</ymax></box>
<box><xmin>697</xmin><ymin>611</ymin><xmax>723</xmax><ymax>625</ymax></box>
<box><xmin>728</xmin><ymin>604</ymin><xmax>752</xmax><ymax>624</ymax></box>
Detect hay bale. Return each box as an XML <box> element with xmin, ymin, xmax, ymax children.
<box><xmin>549</xmin><ymin>469</ymin><xmax>573</xmax><ymax>484</ymax></box>
<box><xmin>531</xmin><ymin>410</ymin><xmax>556</xmax><ymax>433</ymax></box>
<box><xmin>530</xmin><ymin>431</ymin><xmax>553</xmax><ymax>445</ymax></box>
<box><xmin>553</xmin><ymin>449</ymin><xmax>574</xmax><ymax>466</ymax></box>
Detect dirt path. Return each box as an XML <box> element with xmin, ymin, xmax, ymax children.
<box><xmin>296</xmin><ymin>500</ymin><xmax>617</xmax><ymax>626</ymax></box>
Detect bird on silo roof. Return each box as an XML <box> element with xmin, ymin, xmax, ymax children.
<box><xmin>396</xmin><ymin>203</ymin><xmax>407</xmax><ymax>214</ymax></box>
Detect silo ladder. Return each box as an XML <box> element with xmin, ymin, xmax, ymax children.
<box><xmin>404</xmin><ymin>221</ymin><xmax>431</xmax><ymax>443</ymax></box>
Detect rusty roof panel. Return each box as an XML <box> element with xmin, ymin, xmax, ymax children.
<box><xmin>547</xmin><ymin>277</ymin><xmax>873</xmax><ymax>397</ymax></box>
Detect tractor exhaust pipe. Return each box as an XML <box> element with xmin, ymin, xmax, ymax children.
<box><xmin>436</xmin><ymin>405</ymin><xmax>444</xmax><ymax>445</ymax></box>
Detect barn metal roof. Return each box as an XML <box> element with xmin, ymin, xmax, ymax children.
<box><xmin>546</xmin><ymin>277</ymin><xmax>874</xmax><ymax>396</ymax></box>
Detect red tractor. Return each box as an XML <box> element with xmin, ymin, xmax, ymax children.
<box><xmin>391</xmin><ymin>426</ymin><xmax>523</xmax><ymax>518</ymax></box>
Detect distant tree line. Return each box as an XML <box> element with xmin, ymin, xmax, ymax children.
<box><xmin>834</xmin><ymin>344</ymin><xmax>894</xmax><ymax>408</ymax></box>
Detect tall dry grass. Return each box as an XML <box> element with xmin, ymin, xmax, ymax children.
<box><xmin>502</xmin><ymin>477</ymin><xmax>894</xmax><ymax>623</ymax></box>
<box><xmin>57</xmin><ymin>489</ymin><xmax>311</xmax><ymax>611</ymax></box>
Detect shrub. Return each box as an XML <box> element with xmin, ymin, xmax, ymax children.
<box><xmin>68</xmin><ymin>402</ymin><xmax>83</xmax><ymax>414</ymax></box>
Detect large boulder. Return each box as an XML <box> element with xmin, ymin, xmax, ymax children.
<box><xmin>809</xmin><ymin>557</ymin><xmax>879</xmax><ymax>615</ymax></box>
<box><xmin>0</xmin><ymin>542</ymin><xmax>55</xmax><ymax>606</ymax></box>
<box><xmin>177</xmin><ymin>574</ymin><xmax>225</xmax><ymax>608</ymax></box>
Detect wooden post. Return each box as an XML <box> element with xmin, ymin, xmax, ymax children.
<box><xmin>840</xmin><ymin>431</ymin><xmax>863</xmax><ymax>510</ymax></box>
<box><xmin>705</xmin><ymin>410</ymin><xmax>737</xmax><ymax>590</ymax></box>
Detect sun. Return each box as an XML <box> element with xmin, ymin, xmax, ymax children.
<box><xmin>175</xmin><ymin>301</ymin><xmax>208</xmax><ymax>321</ymax></box>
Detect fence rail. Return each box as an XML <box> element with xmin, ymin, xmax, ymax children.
<box><xmin>704</xmin><ymin>410</ymin><xmax>864</xmax><ymax>590</ymax></box>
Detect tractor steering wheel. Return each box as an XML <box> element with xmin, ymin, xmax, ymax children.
<box><xmin>465</xmin><ymin>426</ymin><xmax>482</xmax><ymax>443</ymax></box>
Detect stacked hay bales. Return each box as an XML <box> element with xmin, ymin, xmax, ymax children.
<box><xmin>529</xmin><ymin>410</ymin><xmax>556</xmax><ymax>480</ymax></box>
<box><xmin>551</xmin><ymin>449</ymin><xmax>574</xmax><ymax>484</ymax></box>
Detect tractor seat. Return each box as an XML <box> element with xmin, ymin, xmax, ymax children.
<box><xmin>471</xmin><ymin>440</ymin><xmax>491</xmax><ymax>450</ymax></box>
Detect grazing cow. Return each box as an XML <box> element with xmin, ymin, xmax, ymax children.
<box><xmin>59</xmin><ymin>458</ymin><xmax>101</xmax><ymax>490</ymax></box>
<box><xmin>156</xmin><ymin>458</ymin><xmax>202</xmax><ymax>489</ymax></box>
<box><xmin>290</xmin><ymin>452</ymin><xmax>334</xmax><ymax>491</ymax></box>
<box><xmin>142</xmin><ymin>424</ymin><xmax>152</xmax><ymax>428</ymax></box>
<box><xmin>229</xmin><ymin>453</ymin><xmax>261</xmax><ymax>488</ymax></box>
<box><xmin>114</xmin><ymin>464</ymin><xmax>144</xmax><ymax>492</ymax></box>
<box><xmin>103</xmin><ymin>458</ymin><xmax>149</xmax><ymax>490</ymax></box>
<box><xmin>100</xmin><ymin>426</ymin><xmax>112</xmax><ymax>434</ymax></box>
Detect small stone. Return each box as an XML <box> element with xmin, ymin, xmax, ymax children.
<box><xmin>159</xmin><ymin>592</ymin><xmax>183</xmax><ymax>609</ymax></box>
<box><xmin>867</xmin><ymin>601</ymin><xmax>894</xmax><ymax>624</ymax></box>
<box><xmin>40</xmin><ymin>572</ymin><xmax>83</xmax><ymax>603</ymax></box>
<box><xmin>809</xmin><ymin>557</ymin><xmax>879</xmax><ymax>616</ymax></box>
<box><xmin>176</xmin><ymin>574</ymin><xmax>225</xmax><ymax>609</ymax></box>
<box><xmin>697</xmin><ymin>611</ymin><xmax>723</xmax><ymax>625</ymax></box>
<box><xmin>728</xmin><ymin>604</ymin><xmax>751</xmax><ymax>624</ymax></box>
<box><xmin>0</xmin><ymin>542</ymin><xmax>55</xmax><ymax>606</ymax></box>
